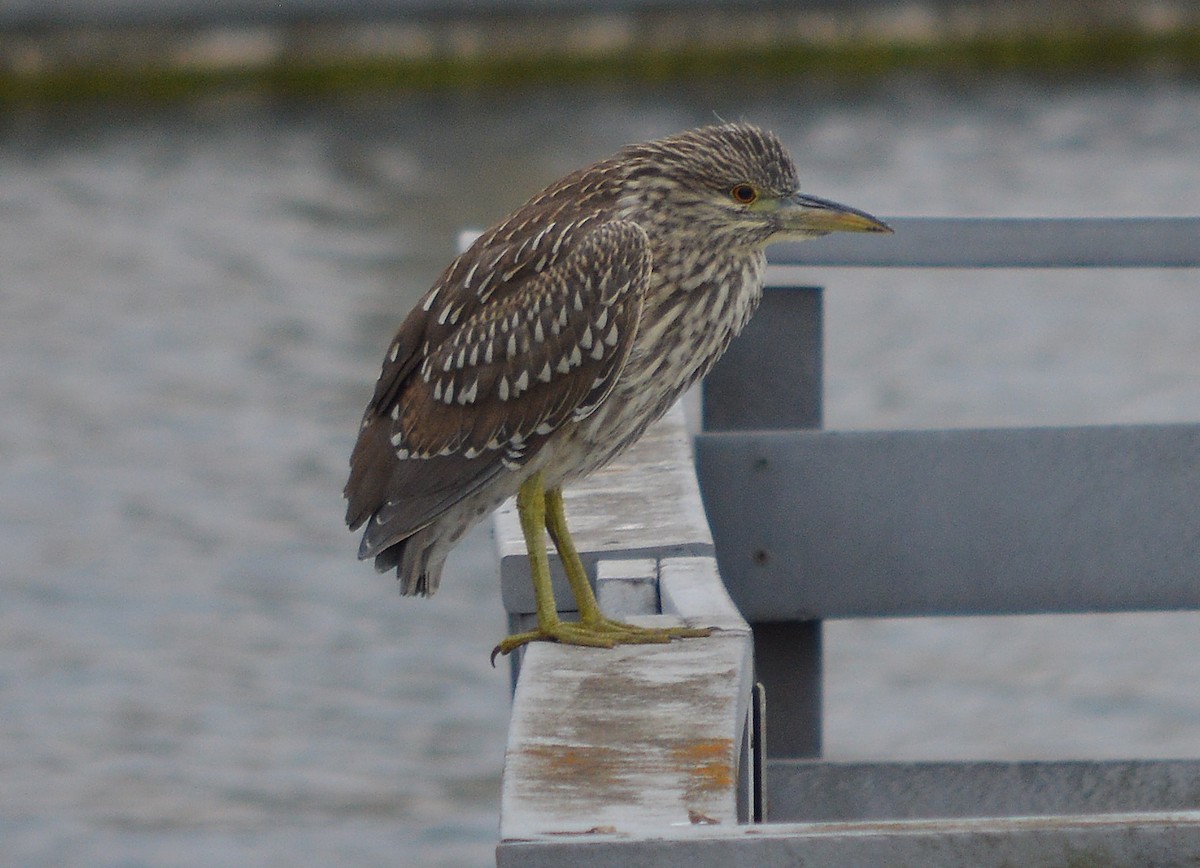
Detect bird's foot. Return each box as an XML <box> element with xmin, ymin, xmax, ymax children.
<box><xmin>491</xmin><ymin>617</ymin><xmax>714</xmax><ymax>665</ymax></box>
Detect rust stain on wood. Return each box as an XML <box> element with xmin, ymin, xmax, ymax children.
<box><xmin>673</xmin><ymin>737</ymin><xmax>735</xmax><ymax>798</ymax></box>
<box><xmin>523</xmin><ymin>743</ymin><xmax>625</xmax><ymax>791</ymax></box>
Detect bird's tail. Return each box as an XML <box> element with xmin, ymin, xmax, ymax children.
<box><xmin>371</xmin><ymin>531</ymin><xmax>446</xmax><ymax>597</ymax></box>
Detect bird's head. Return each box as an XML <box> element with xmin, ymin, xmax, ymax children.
<box><xmin>617</xmin><ymin>123</ymin><xmax>892</xmax><ymax>247</ymax></box>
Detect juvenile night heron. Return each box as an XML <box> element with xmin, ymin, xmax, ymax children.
<box><xmin>345</xmin><ymin>123</ymin><xmax>890</xmax><ymax>658</ymax></box>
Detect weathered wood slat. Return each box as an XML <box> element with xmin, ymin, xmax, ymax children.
<box><xmin>595</xmin><ymin>558</ymin><xmax>658</xmax><ymax>617</ymax></box>
<box><xmin>499</xmin><ymin>559</ymin><xmax>752</xmax><ymax>842</ymax></box>
<box><xmin>658</xmin><ymin>556</ymin><xmax>747</xmax><ymax>629</ymax></box>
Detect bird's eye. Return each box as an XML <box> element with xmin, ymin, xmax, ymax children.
<box><xmin>730</xmin><ymin>184</ymin><xmax>758</xmax><ymax>205</ymax></box>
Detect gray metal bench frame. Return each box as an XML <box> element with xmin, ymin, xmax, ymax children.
<box><xmin>495</xmin><ymin>217</ymin><xmax>1200</xmax><ymax>866</ymax></box>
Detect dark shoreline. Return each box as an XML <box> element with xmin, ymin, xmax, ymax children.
<box><xmin>3</xmin><ymin>2</ymin><xmax>1199</xmax><ymax>101</ymax></box>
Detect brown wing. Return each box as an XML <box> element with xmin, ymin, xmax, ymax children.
<box><xmin>345</xmin><ymin>220</ymin><xmax>649</xmax><ymax>560</ymax></box>
<box><xmin>348</xmin><ymin>181</ymin><xmax>614</xmax><ymax>456</ymax></box>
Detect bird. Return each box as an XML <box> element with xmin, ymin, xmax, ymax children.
<box><xmin>345</xmin><ymin>123</ymin><xmax>891</xmax><ymax>659</ymax></box>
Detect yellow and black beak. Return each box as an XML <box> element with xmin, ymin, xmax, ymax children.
<box><xmin>779</xmin><ymin>192</ymin><xmax>893</xmax><ymax>237</ymax></box>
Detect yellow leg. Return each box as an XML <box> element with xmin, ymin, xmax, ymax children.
<box><xmin>543</xmin><ymin>486</ymin><xmax>605</xmax><ymax>624</ymax></box>
<box><xmin>492</xmin><ymin>472</ymin><xmax>614</xmax><ymax>662</ymax></box>
<box><xmin>492</xmin><ymin>476</ymin><xmax>711</xmax><ymax>661</ymax></box>
<box><xmin>545</xmin><ymin>486</ymin><xmax>711</xmax><ymax>641</ymax></box>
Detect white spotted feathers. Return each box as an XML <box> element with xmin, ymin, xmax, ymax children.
<box><xmin>377</xmin><ymin>220</ymin><xmax>647</xmax><ymax>472</ymax></box>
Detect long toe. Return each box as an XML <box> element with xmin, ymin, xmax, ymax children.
<box><xmin>491</xmin><ymin>619</ymin><xmax>713</xmax><ymax>663</ymax></box>
<box><xmin>491</xmin><ymin>622</ymin><xmax>616</xmax><ymax>663</ymax></box>
<box><xmin>587</xmin><ymin>616</ymin><xmax>715</xmax><ymax>640</ymax></box>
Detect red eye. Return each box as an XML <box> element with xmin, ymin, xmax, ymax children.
<box><xmin>730</xmin><ymin>184</ymin><xmax>758</xmax><ymax>205</ymax></box>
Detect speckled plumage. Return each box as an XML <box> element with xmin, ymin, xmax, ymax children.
<box><xmin>345</xmin><ymin>123</ymin><xmax>886</xmax><ymax>597</ymax></box>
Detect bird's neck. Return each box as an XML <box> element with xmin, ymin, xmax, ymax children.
<box><xmin>631</xmin><ymin>244</ymin><xmax>766</xmax><ymax>388</ymax></box>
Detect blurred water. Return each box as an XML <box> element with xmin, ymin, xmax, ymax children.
<box><xmin>2</xmin><ymin>75</ymin><xmax>1199</xmax><ymax>866</ymax></box>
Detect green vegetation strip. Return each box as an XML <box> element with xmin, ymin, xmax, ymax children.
<box><xmin>3</xmin><ymin>28</ymin><xmax>1200</xmax><ymax>103</ymax></box>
